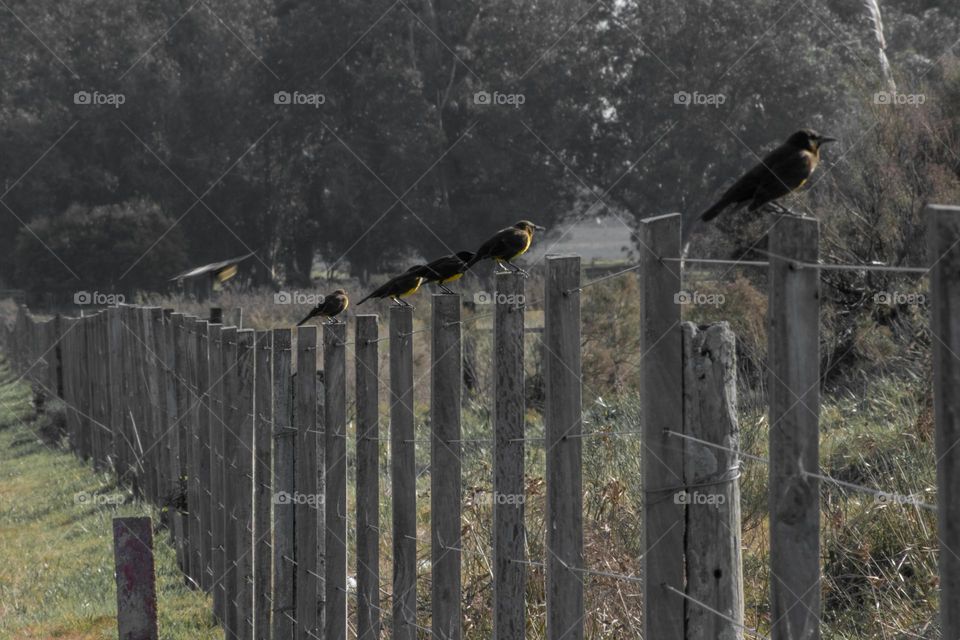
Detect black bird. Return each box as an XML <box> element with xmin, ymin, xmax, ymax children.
<box><xmin>296</xmin><ymin>289</ymin><xmax>350</xmax><ymax>326</ymax></box>
<box><xmin>413</xmin><ymin>251</ymin><xmax>474</xmax><ymax>294</ymax></box>
<box><xmin>464</xmin><ymin>220</ymin><xmax>545</xmax><ymax>277</ymax></box>
<box><xmin>356</xmin><ymin>266</ymin><xmax>426</xmax><ymax>307</ymax></box>
<box><xmin>684</xmin><ymin>129</ymin><xmax>837</xmax><ymax>246</ymax></box>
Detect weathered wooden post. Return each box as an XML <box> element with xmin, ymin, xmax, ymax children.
<box><xmin>355</xmin><ymin>315</ymin><xmax>380</xmax><ymax>640</ymax></box>
<box><xmin>493</xmin><ymin>273</ymin><xmax>525</xmax><ymax>639</ymax></box>
<box><xmin>195</xmin><ymin>319</ymin><xmax>213</xmax><ymax>592</ymax></box>
<box><xmin>271</xmin><ymin>328</ymin><xmax>296</xmax><ymax>640</ymax></box>
<box><xmin>681</xmin><ymin>322</ymin><xmax>744</xmax><ymax>640</ymax></box>
<box><xmin>220</xmin><ymin>324</ymin><xmax>240</xmax><ymax>636</ymax></box>
<box><xmin>325</xmin><ymin>322</ymin><xmax>347</xmax><ymax>640</ymax></box>
<box><xmin>183</xmin><ymin>316</ymin><xmax>201</xmax><ymax>586</ymax></box>
<box><xmin>432</xmin><ymin>294</ymin><xmax>462</xmax><ymax>640</ymax></box>
<box><xmin>253</xmin><ymin>329</ymin><xmax>273</xmax><ymax>639</ymax></box>
<box><xmin>545</xmin><ymin>256</ymin><xmax>584</xmax><ymax>640</ymax></box>
<box><xmin>233</xmin><ymin>329</ymin><xmax>255</xmax><ymax>639</ymax></box>
<box><xmin>928</xmin><ymin>204</ymin><xmax>960</xmax><ymax>640</ymax></box>
<box><xmin>390</xmin><ymin>306</ymin><xmax>417</xmax><ymax>640</ymax></box>
<box><xmin>108</xmin><ymin>309</ymin><xmax>124</xmax><ymax>480</ymax></box>
<box><xmin>295</xmin><ymin>325</ymin><xmax>321</xmax><ymax>640</ymax></box>
<box><xmin>208</xmin><ymin>323</ymin><xmax>226</xmax><ymax>621</ymax></box>
<box><xmin>639</xmin><ymin>213</ymin><xmax>685</xmax><ymax>640</ymax></box>
<box><xmin>768</xmin><ymin>214</ymin><xmax>820</xmax><ymax>640</ymax></box>
<box><xmin>113</xmin><ymin>516</ymin><xmax>159</xmax><ymax>640</ymax></box>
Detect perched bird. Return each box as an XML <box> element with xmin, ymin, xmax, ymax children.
<box><xmin>296</xmin><ymin>289</ymin><xmax>350</xmax><ymax>326</ymax></box>
<box><xmin>356</xmin><ymin>266</ymin><xmax>426</xmax><ymax>307</ymax></box>
<box><xmin>465</xmin><ymin>220</ymin><xmax>545</xmax><ymax>276</ymax></box>
<box><xmin>684</xmin><ymin>129</ymin><xmax>837</xmax><ymax>246</ymax></box>
<box><xmin>413</xmin><ymin>251</ymin><xmax>475</xmax><ymax>294</ymax></box>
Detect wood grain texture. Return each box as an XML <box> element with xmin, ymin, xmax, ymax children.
<box><xmin>682</xmin><ymin>322</ymin><xmax>744</xmax><ymax>640</ymax></box>
<box><xmin>544</xmin><ymin>256</ymin><xmax>583</xmax><ymax>640</ymax></box>
<box><xmin>324</xmin><ymin>322</ymin><xmax>348</xmax><ymax>640</ymax></box>
<box><xmin>253</xmin><ymin>329</ymin><xmax>273</xmax><ymax>639</ymax></box>
<box><xmin>928</xmin><ymin>204</ymin><xmax>960</xmax><ymax>639</ymax></box>
<box><xmin>390</xmin><ymin>306</ymin><xmax>417</xmax><ymax>640</ymax></box>
<box><xmin>354</xmin><ymin>315</ymin><xmax>381</xmax><ymax>640</ymax></box>
<box><xmin>271</xmin><ymin>328</ymin><xmax>296</xmax><ymax>640</ymax></box>
<box><xmin>493</xmin><ymin>274</ymin><xmax>525</xmax><ymax>640</ymax></box>
<box><xmin>638</xmin><ymin>214</ymin><xmax>685</xmax><ymax>640</ymax></box>
<box><xmin>767</xmin><ymin>215</ymin><xmax>820</xmax><ymax>640</ymax></box>
<box><xmin>295</xmin><ymin>325</ymin><xmax>321</xmax><ymax>640</ymax></box>
<box><xmin>432</xmin><ymin>295</ymin><xmax>462</xmax><ymax>640</ymax></box>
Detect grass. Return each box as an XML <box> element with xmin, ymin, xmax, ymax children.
<box><xmin>0</xmin><ymin>360</ymin><xmax>220</xmax><ymax>640</ymax></box>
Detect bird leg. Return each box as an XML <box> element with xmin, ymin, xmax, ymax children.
<box><xmin>391</xmin><ymin>297</ymin><xmax>413</xmax><ymax>308</ymax></box>
<box><xmin>437</xmin><ymin>284</ymin><xmax>454</xmax><ymax>295</ymax></box>
<box><xmin>504</xmin><ymin>260</ymin><xmax>530</xmax><ymax>278</ymax></box>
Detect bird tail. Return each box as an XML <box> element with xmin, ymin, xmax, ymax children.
<box><xmin>699</xmin><ymin>199</ymin><xmax>728</xmax><ymax>222</ymax></box>
<box><xmin>295</xmin><ymin>312</ymin><xmax>312</xmax><ymax>327</ymax></box>
<box><xmin>464</xmin><ymin>254</ymin><xmax>483</xmax><ymax>270</ymax></box>
<box><xmin>356</xmin><ymin>295</ymin><xmax>372</xmax><ymax>306</ymax></box>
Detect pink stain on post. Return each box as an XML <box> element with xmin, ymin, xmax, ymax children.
<box><xmin>113</xmin><ymin>517</ymin><xmax>159</xmax><ymax>640</ymax></box>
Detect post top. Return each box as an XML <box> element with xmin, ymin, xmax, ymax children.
<box><xmin>639</xmin><ymin>212</ymin><xmax>681</xmax><ymax>225</ymax></box>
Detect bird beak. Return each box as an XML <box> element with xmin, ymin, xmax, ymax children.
<box><xmin>819</xmin><ymin>136</ymin><xmax>838</xmax><ymax>144</ymax></box>
<box><xmin>534</xmin><ymin>224</ymin><xmax>546</xmax><ymax>231</ymax></box>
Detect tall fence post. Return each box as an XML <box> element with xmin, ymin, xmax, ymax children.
<box><xmin>355</xmin><ymin>315</ymin><xmax>380</xmax><ymax>640</ymax></box>
<box><xmin>108</xmin><ymin>309</ymin><xmax>124</xmax><ymax>480</ymax></box>
<box><xmin>432</xmin><ymin>294</ymin><xmax>462</xmax><ymax>640</ymax></box>
<box><xmin>928</xmin><ymin>204</ymin><xmax>960</xmax><ymax>639</ymax></box>
<box><xmin>253</xmin><ymin>329</ymin><xmax>273</xmax><ymax>639</ymax></box>
<box><xmin>172</xmin><ymin>313</ymin><xmax>191</xmax><ymax>578</ymax></box>
<box><xmin>113</xmin><ymin>516</ymin><xmax>159</xmax><ymax>640</ymax></box>
<box><xmin>296</xmin><ymin>325</ymin><xmax>321</xmax><ymax>640</ymax></box>
<box><xmin>681</xmin><ymin>322</ymin><xmax>744</xmax><ymax>639</ymax></box>
<box><xmin>639</xmin><ymin>213</ymin><xmax>685</xmax><ymax>640</ymax></box>
<box><xmin>233</xmin><ymin>329</ymin><xmax>255</xmax><ymax>639</ymax></box>
<box><xmin>493</xmin><ymin>273</ymin><xmax>525</xmax><ymax>639</ymax></box>
<box><xmin>768</xmin><ymin>214</ymin><xmax>820</xmax><ymax>640</ymax></box>
<box><xmin>271</xmin><ymin>328</ymin><xmax>296</xmax><ymax>640</ymax></box>
<box><xmin>195</xmin><ymin>320</ymin><xmax>213</xmax><ymax>593</ymax></box>
<box><xmin>220</xmin><ymin>325</ymin><xmax>240</xmax><ymax>637</ymax></box>
<box><xmin>390</xmin><ymin>306</ymin><xmax>417</xmax><ymax>640</ymax></box>
<box><xmin>324</xmin><ymin>322</ymin><xmax>347</xmax><ymax>640</ymax></box>
<box><xmin>184</xmin><ymin>316</ymin><xmax>201</xmax><ymax>587</ymax></box>
<box><xmin>544</xmin><ymin>256</ymin><xmax>584</xmax><ymax>640</ymax></box>
<box><xmin>208</xmin><ymin>324</ymin><xmax>226</xmax><ymax>622</ymax></box>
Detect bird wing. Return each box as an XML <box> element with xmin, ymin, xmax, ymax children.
<box><xmin>480</xmin><ymin>229</ymin><xmax>527</xmax><ymax>260</ymax></box>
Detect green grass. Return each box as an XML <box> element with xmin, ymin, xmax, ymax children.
<box><xmin>0</xmin><ymin>360</ymin><xmax>220</xmax><ymax>640</ymax></box>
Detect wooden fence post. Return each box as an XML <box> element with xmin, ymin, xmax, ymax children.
<box><xmin>232</xmin><ymin>329</ymin><xmax>255</xmax><ymax>639</ymax></box>
<box><xmin>184</xmin><ymin>316</ymin><xmax>201</xmax><ymax>587</ymax></box>
<box><xmin>220</xmin><ymin>325</ymin><xmax>240</xmax><ymax>637</ymax></box>
<box><xmin>390</xmin><ymin>306</ymin><xmax>417</xmax><ymax>640</ymax></box>
<box><xmin>172</xmin><ymin>313</ymin><xmax>191</xmax><ymax>577</ymax></box>
<box><xmin>167</xmin><ymin>313</ymin><xmax>187</xmax><ymax>570</ymax></box>
<box><xmin>324</xmin><ymin>322</ymin><xmax>347</xmax><ymax>640</ymax></box>
<box><xmin>208</xmin><ymin>324</ymin><xmax>226</xmax><ymax>622</ymax></box>
<box><xmin>768</xmin><ymin>214</ymin><xmax>820</xmax><ymax>640</ymax></box>
<box><xmin>493</xmin><ymin>273</ymin><xmax>525</xmax><ymax>639</ymax></box>
<box><xmin>194</xmin><ymin>320</ymin><xmax>213</xmax><ymax>593</ymax></box>
<box><xmin>544</xmin><ymin>256</ymin><xmax>584</xmax><ymax>640</ymax></box>
<box><xmin>928</xmin><ymin>204</ymin><xmax>960</xmax><ymax>639</ymax></box>
<box><xmin>253</xmin><ymin>329</ymin><xmax>273</xmax><ymax>639</ymax></box>
<box><xmin>62</xmin><ymin>316</ymin><xmax>79</xmax><ymax>456</ymax></box>
<box><xmin>681</xmin><ymin>322</ymin><xmax>744</xmax><ymax>640</ymax></box>
<box><xmin>296</xmin><ymin>325</ymin><xmax>321</xmax><ymax>640</ymax></box>
<box><xmin>113</xmin><ymin>516</ymin><xmax>159</xmax><ymax>640</ymax></box>
<box><xmin>108</xmin><ymin>309</ymin><xmax>124</xmax><ymax>479</ymax></box>
<box><xmin>432</xmin><ymin>294</ymin><xmax>462</xmax><ymax>640</ymax></box>
<box><xmin>638</xmin><ymin>213</ymin><xmax>685</xmax><ymax>640</ymax></box>
<box><xmin>355</xmin><ymin>315</ymin><xmax>380</xmax><ymax>640</ymax></box>
<box><xmin>271</xmin><ymin>328</ymin><xmax>296</xmax><ymax>640</ymax></box>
